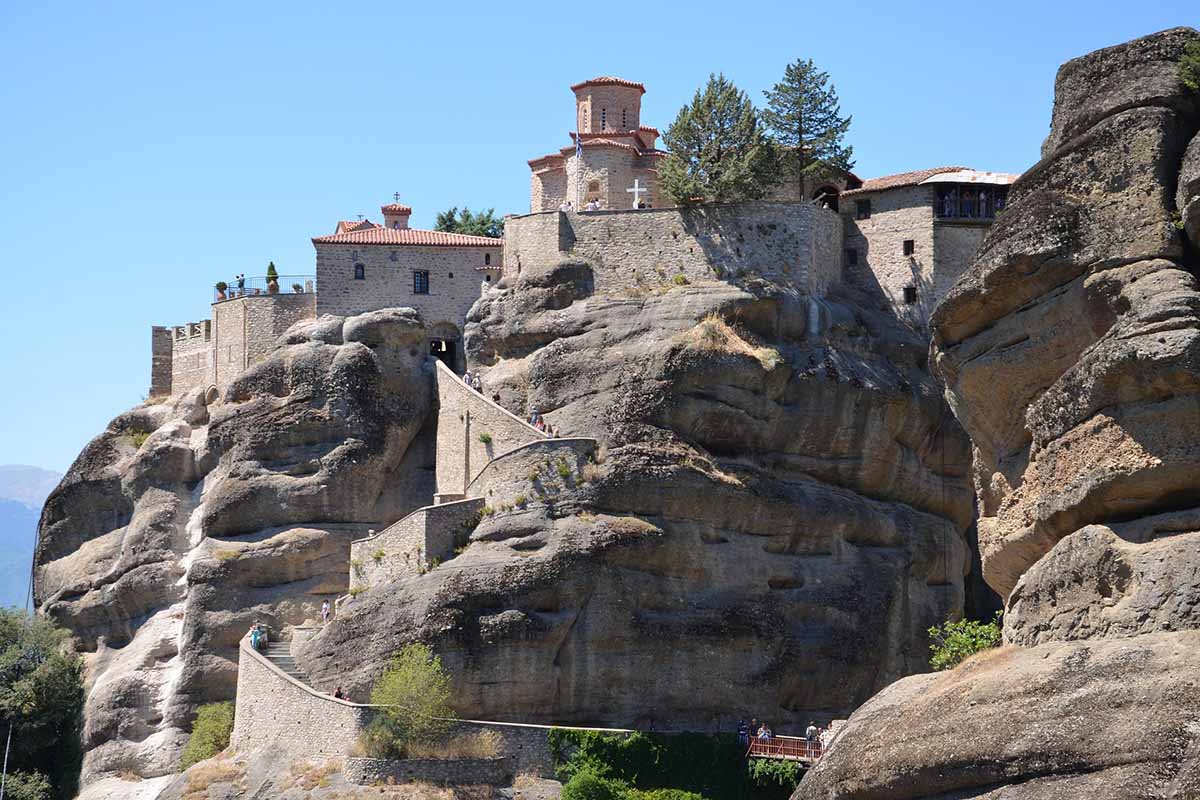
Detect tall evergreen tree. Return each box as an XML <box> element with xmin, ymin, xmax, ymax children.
<box><xmin>659</xmin><ymin>73</ymin><xmax>777</xmax><ymax>205</ymax></box>
<box><xmin>761</xmin><ymin>59</ymin><xmax>854</xmax><ymax>197</ymax></box>
<box><xmin>434</xmin><ymin>207</ymin><xmax>504</xmax><ymax>238</ymax></box>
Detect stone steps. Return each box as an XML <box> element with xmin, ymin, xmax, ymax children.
<box><xmin>262</xmin><ymin>643</ymin><xmax>311</xmax><ymax>685</ymax></box>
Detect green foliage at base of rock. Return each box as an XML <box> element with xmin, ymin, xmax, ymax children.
<box><xmin>363</xmin><ymin>643</ymin><xmax>454</xmax><ymax>757</ymax></box>
<box><xmin>549</xmin><ymin>729</ymin><xmax>799</xmax><ymax>800</ymax></box>
<box><xmin>928</xmin><ymin>611</ymin><xmax>1003</xmax><ymax>671</ymax></box>
<box><xmin>180</xmin><ymin>701</ymin><xmax>235</xmax><ymax>769</ymax></box>
<box><xmin>2</xmin><ymin>771</ymin><xmax>53</xmax><ymax>800</ymax></box>
<box><xmin>0</xmin><ymin>609</ymin><xmax>84</xmax><ymax>799</ymax></box>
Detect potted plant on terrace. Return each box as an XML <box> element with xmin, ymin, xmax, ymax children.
<box><xmin>266</xmin><ymin>261</ymin><xmax>280</xmax><ymax>294</ymax></box>
<box><xmin>215</xmin><ymin>281</ymin><xmax>228</xmax><ymax>301</ymax></box>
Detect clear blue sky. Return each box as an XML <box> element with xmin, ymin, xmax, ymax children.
<box><xmin>0</xmin><ymin>1</ymin><xmax>1191</xmax><ymax>472</ymax></box>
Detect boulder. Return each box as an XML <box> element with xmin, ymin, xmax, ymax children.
<box><xmin>796</xmin><ymin>632</ymin><xmax>1200</xmax><ymax>800</ymax></box>
<box><xmin>1181</xmin><ymin>131</ymin><xmax>1200</xmax><ymax>248</ymax></box>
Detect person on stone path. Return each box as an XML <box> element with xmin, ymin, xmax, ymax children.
<box><xmin>333</xmin><ymin>686</ymin><xmax>346</xmax><ymax>700</ymax></box>
<box><xmin>321</xmin><ymin>600</ymin><xmax>331</xmax><ymax>624</ymax></box>
<box><xmin>463</xmin><ymin>370</ymin><xmax>474</xmax><ymax>388</ymax></box>
<box><xmin>528</xmin><ymin>408</ymin><xmax>541</xmax><ymax>427</ymax></box>
<box><xmin>471</xmin><ymin>374</ymin><xmax>482</xmax><ymax>392</ymax></box>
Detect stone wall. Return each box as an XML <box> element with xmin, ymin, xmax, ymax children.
<box><xmin>213</xmin><ymin>293</ymin><xmax>317</xmax><ymax>390</ymax></box>
<box><xmin>503</xmin><ymin>202</ymin><xmax>843</xmax><ymax>297</ymax></box>
<box><xmin>149</xmin><ymin>326</ymin><xmax>173</xmax><ymax>398</ymax></box>
<box><xmin>842</xmin><ymin>186</ymin><xmax>996</xmax><ymax>324</ymax></box>
<box><xmin>434</xmin><ymin>360</ymin><xmax>548</xmax><ymax>497</ymax></box>
<box><xmin>231</xmin><ymin>634</ymin><xmax>375</xmax><ymax>759</ymax></box>
<box><xmin>532</xmin><ymin>166</ymin><xmax>567</xmax><ymax>214</ymax></box>
<box><xmin>170</xmin><ymin>320</ymin><xmax>213</xmax><ymax>396</ymax></box>
<box><xmin>467</xmin><ymin>438</ymin><xmax>599</xmax><ymax>512</ymax></box>
<box><xmin>344</xmin><ymin>756</ymin><xmax>512</xmax><ymax>786</ymax></box>
<box><xmin>349</xmin><ymin>497</ymin><xmax>485</xmax><ymax>592</ymax></box>
<box><xmin>315</xmin><ymin>243</ymin><xmax>503</xmax><ymax>355</ymax></box>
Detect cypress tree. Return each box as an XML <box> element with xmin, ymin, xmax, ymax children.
<box><xmin>761</xmin><ymin>59</ymin><xmax>854</xmax><ymax>197</ymax></box>
<box><xmin>659</xmin><ymin>73</ymin><xmax>777</xmax><ymax>205</ymax></box>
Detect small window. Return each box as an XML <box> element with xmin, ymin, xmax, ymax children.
<box><xmin>354</xmin><ymin>263</ymin><xmax>365</xmax><ymax>280</ymax></box>
<box><xmin>855</xmin><ymin>199</ymin><xmax>871</xmax><ymax>220</ymax></box>
<box><xmin>903</xmin><ymin>240</ymin><xmax>915</xmax><ymax>256</ymax></box>
<box><xmin>622</xmin><ymin>108</ymin><xmax>627</xmax><ymax>128</ymax></box>
<box><xmin>846</xmin><ymin>248</ymin><xmax>858</xmax><ymax>266</ymax></box>
<box><xmin>903</xmin><ymin>286</ymin><xmax>918</xmax><ymax>304</ymax></box>
<box><xmin>485</xmin><ymin>274</ymin><xmax>492</xmax><ymax>282</ymax></box>
<box><xmin>448</xmin><ymin>272</ymin><xmax>454</xmax><ymax>279</ymax></box>
<box><xmin>484</xmin><ymin>253</ymin><xmax>491</xmax><ymax>266</ymax></box>
<box><xmin>413</xmin><ymin>270</ymin><xmax>429</xmax><ymax>294</ymax></box>
<box><xmin>601</xmin><ymin>108</ymin><xmax>607</xmax><ymax>129</ymax></box>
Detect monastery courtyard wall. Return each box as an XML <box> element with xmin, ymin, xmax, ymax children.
<box><xmin>503</xmin><ymin>202</ymin><xmax>842</xmax><ymax>296</ymax></box>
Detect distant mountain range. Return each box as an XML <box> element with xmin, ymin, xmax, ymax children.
<box><xmin>0</xmin><ymin>465</ymin><xmax>62</xmax><ymax>609</ymax></box>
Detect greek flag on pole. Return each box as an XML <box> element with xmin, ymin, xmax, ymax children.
<box><xmin>575</xmin><ymin>134</ymin><xmax>583</xmax><ymax>159</ymax></box>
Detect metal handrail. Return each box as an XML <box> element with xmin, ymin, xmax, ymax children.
<box><xmin>745</xmin><ymin>735</ymin><xmax>824</xmax><ymax>761</ymax></box>
<box><xmin>214</xmin><ymin>275</ymin><xmax>316</xmax><ymax>302</ymax></box>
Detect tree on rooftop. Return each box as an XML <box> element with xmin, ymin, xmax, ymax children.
<box><xmin>435</xmin><ymin>207</ymin><xmax>504</xmax><ymax>238</ymax></box>
<box><xmin>761</xmin><ymin>58</ymin><xmax>854</xmax><ymax>198</ymax></box>
<box><xmin>659</xmin><ymin>73</ymin><xmax>778</xmax><ymax>206</ymax></box>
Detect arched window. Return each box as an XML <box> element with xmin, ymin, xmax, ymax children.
<box><xmin>354</xmin><ymin>263</ymin><xmax>365</xmax><ymax>280</ymax></box>
<box><xmin>484</xmin><ymin>253</ymin><xmax>491</xmax><ymax>266</ymax></box>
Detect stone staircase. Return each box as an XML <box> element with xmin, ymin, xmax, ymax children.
<box><xmin>263</xmin><ymin>641</ymin><xmax>310</xmax><ymax>685</ymax></box>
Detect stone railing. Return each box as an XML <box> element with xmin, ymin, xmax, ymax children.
<box><xmin>348</xmin><ymin>497</ymin><xmax>486</xmax><ymax>592</ymax></box>
<box><xmin>231</xmin><ymin>631</ymin><xmax>376</xmax><ymax>759</ymax></box>
<box><xmin>434</xmin><ymin>360</ymin><xmax>548</xmax><ymax>498</ymax></box>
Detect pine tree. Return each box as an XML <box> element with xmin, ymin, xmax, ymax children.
<box><xmin>761</xmin><ymin>59</ymin><xmax>854</xmax><ymax>198</ymax></box>
<box><xmin>1182</xmin><ymin>38</ymin><xmax>1200</xmax><ymax>92</ymax></box>
<box><xmin>659</xmin><ymin>73</ymin><xmax>777</xmax><ymax>206</ymax></box>
<box><xmin>434</xmin><ymin>207</ymin><xmax>504</xmax><ymax>238</ymax></box>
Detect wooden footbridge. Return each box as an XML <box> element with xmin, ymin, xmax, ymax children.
<box><xmin>745</xmin><ymin>735</ymin><xmax>823</xmax><ymax>764</ymax></box>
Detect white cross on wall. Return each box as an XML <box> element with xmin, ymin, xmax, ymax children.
<box><xmin>626</xmin><ymin>179</ymin><xmax>649</xmax><ymax>209</ymax></box>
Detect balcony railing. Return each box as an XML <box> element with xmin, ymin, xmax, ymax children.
<box><xmin>214</xmin><ymin>275</ymin><xmax>316</xmax><ymax>303</ymax></box>
<box><xmin>745</xmin><ymin>735</ymin><xmax>823</xmax><ymax>762</ymax></box>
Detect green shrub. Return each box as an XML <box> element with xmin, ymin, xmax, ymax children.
<box><xmin>266</xmin><ymin>261</ymin><xmax>279</xmax><ymax>281</ymax></box>
<box><xmin>349</xmin><ymin>585</ymin><xmax>365</xmax><ymax>597</ymax></box>
<box><xmin>351</xmin><ymin>558</ymin><xmax>364</xmax><ymax>577</ymax></box>
<box><xmin>515</xmin><ymin>494</ymin><xmax>527</xmax><ymax>507</ymax></box>
<box><xmin>550</xmin><ymin>730</ymin><xmax>772</xmax><ymax>800</ymax></box>
<box><xmin>372</xmin><ymin>548</ymin><xmax>386</xmax><ymax>564</ymax></box>
<box><xmin>479</xmin><ymin>432</ymin><xmax>493</xmax><ymax>444</ymax></box>
<box><xmin>928</xmin><ymin>611</ymin><xmax>1003</xmax><ymax>671</ymax></box>
<box><xmin>180</xmin><ymin>702</ymin><xmax>234</xmax><ymax>769</ymax></box>
<box><xmin>562</xmin><ymin>767</ymin><xmax>629</xmax><ymax>800</ymax></box>
<box><xmin>672</xmin><ymin>274</ymin><xmax>689</xmax><ymax>286</ymax></box>
<box><xmin>481</xmin><ymin>505</ymin><xmax>494</xmax><ymax>516</ymax></box>
<box><xmin>1182</xmin><ymin>38</ymin><xmax>1200</xmax><ymax>92</ymax></box>
<box><xmin>214</xmin><ymin>281</ymin><xmax>228</xmax><ymax>292</ymax></box>
<box><xmin>3</xmin><ymin>771</ymin><xmax>53</xmax><ymax>800</ymax></box>
<box><xmin>367</xmin><ymin>643</ymin><xmax>455</xmax><ymax>756</ymax></box>
<box><xmin>556</xmin><ymin>459</ymin><xmax>572</xmax><ymax>479</ymax></box>
<box><xmin>746</xmin><ymin>758</ymin><xmax>803</xmax><ymax>793</ymax></box>
<box><xmin>128</xmin><ymin>428</ymin><xmax>151</xmax><ymax>448</ymax></box>
<box><xmin>527</xmin><ymin>469</ymin><xmax>541</xmax><ymax>482</ymax></box>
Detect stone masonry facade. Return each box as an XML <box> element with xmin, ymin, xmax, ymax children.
<box><xmin>503</xmin><ymin>202</ymin><xmax>843</xmax><ymax>297</ymax></box>
<box><xmin>349</xmin><ymin>497</ymin><xmax>486</xmax><ymax>592</ymax></box>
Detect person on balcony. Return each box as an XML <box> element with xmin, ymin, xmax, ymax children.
<box><xmin>806</xmin><ymin>721</ymin><xmax>820</xmax><ymax>754</ymax></box>
<box><xmin>737</xmin><ymin>719</ymin><xmax>749</xmax><ymax>747</ymax></box>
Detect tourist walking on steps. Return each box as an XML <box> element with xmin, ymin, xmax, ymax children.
<box><xmin>333</xmin><ymin>686</ymin><xmax>346</xmax><ymax>700</ymax></box>
<box><xmin>528</xmin><ymin>408</ymin><xmax>541</xmax><ymax>427</ymax></box>
<box><xmin>463</xmin><ymin>370</ymin><xmax>473</xmax><ymax>388</ymax></box>
<box><xmin>471</xmin><ymin>373</ymin><xmax>481</xmax><ymax>392</ymax></box>
<box><xmin>321</xmin><ymin>599</ymin><xmax>331</xmax><ymax>624</ymax></box>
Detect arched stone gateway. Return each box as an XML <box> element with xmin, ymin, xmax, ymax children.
<box><xmin>813</xmin><ymin>185</ymin><xmax>840</xmax><ymax>211</ymax></box>
<box><xmin>427</xmin><ymin>321</ymin><xmax>462</xmax><ymax>373</ymax></box>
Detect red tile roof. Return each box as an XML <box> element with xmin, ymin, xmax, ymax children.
<box><xmin>528</xmin><ymin>152</ymin><xmax>566</xmax><ymax>167</ymax></box>
<box><xmin>842</xmin><ymin>166</ymin><xmax>971</xmax><ymax>196</ymax></box>
<box><xmin>335</xmin><ymin>219</ymin><xmax>378</xmax><ymax>234</ymax></box>
<box><xmin>313</xmin><ymin>227</ymin><xmax>502</xmax><ymax>247</ymax></box>
<box><xmin>570</xmin><ymin>76</ymin><xmax>646</xmax><ymax>94</ymax></box>
<box><xmin>381</xmin><ymin>203</ymin><xmax>412</xmax><ymax>214</ymax></box>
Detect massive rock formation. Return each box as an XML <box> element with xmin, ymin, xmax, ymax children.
<box><xmin>797</xmin><ymin>27</ymin><xmax>1200</xmax><ymax>800</ymax></box>
<box><xmin>298</xmin><ymin>261</ymin><xmax>974</xmax><ymax>730</ymax></box>
<box><xmin>33</xmin><ymin>310</ymin><xmax>435</xmax><ymax>797</ymax></box>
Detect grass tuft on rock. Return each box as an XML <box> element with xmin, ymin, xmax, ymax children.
<box><xmin>681</xmin><ymin>314</ymin><xmax>782</xmax><ymax>371</ymax></box>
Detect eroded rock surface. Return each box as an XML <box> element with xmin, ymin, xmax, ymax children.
<box><xmin>795</xmin><ymin>27</ymin><xmax>1200</xmax><ymax>800</ymax></box>
<box><xmin>34</xmin><ymin>310</ymin><xmax>435</xmax><ymax>794</ymax></box>
<box><xmin>299</xmin><ymin>259</ymin><xmax>974</xmax><ymax>730</ymax></box>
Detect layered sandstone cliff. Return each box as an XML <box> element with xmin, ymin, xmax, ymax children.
<box><xmin>797</xmin><ymin>27</ymin><xmax>1200</xmax><ymax>800</ymax></box>
<box><xmin>297</xmin><ymin>260</ymin><xmax>974</xmax><ymax>730</ymax></box>
<box><xmin>33</xmin><ymin>310</ymin><xmax>435</xmax><ymax>797</ymax></box>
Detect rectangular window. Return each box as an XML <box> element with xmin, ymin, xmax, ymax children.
<box><xmin>903</xmin><ymin>286</ymin><xmax>918</xmax><ymax>305</ymax></box>
<box><xmin>484</xmin><ymin>253</ymin><xmax>491</xmax><ymax>266</ymax></box>
<box><xmin>855</xmin><ymin>199</ymin><xmax>871</xmax><ymax>220</ymax></box>
<box><xmin>846</xmin><ymin>248</ymin><xmax>858</xmax><ymax>266</ymax></box>
<box><xmin>413</xmin><ymin>271</ymin><xmax>429</xmax><ymax>295</ymax></box>
<box><xmin>903</xmin><ymin>240</ymin><xmax>915</xmax><ymax>256</ymax></box>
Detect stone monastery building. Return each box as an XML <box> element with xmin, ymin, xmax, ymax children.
<box><xmin>151</xmin><ymin>74</ymin><xmax>1018</xmax><ymax>399</ymax></box>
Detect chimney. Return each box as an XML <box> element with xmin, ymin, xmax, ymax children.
<box><xmin>381</xmin><ymin>203</ymin><xmax>412</xmax><ymax>230</ymax></box>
